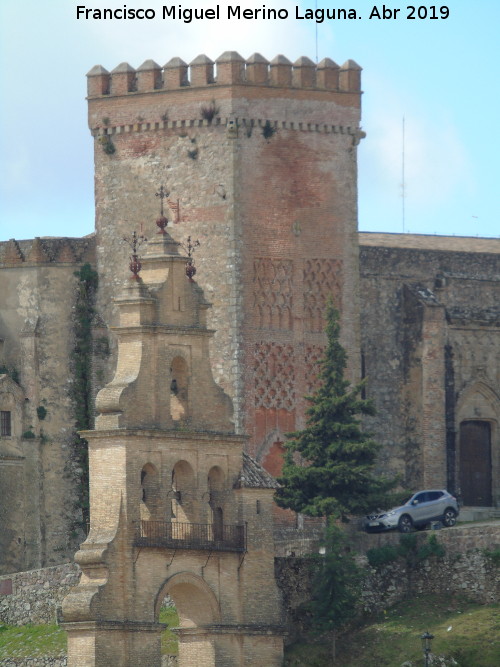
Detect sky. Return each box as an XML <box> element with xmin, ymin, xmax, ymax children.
<box><xmin>0</xmin><ymin>0</ymin><xmax>499</xmax><ymax>241</ymax></box>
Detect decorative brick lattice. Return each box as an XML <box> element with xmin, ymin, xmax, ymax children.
<box><xmin>305</xmin><ymin>345</ymin><xmax>326</xmax><ymax>395</ymax></box>
<box><xmin>303</xmin><ymin>259</ymin><xmax>342</xmax><ymax>332</ymax></box>
<box><xmin>253</xmin><ymin>258</ymin><xmax>293</xmax><ymax>330</ymax></box>
<box><xmin>254</xmin><ymin>343</ymin><xmax>296</xmax><ymax>410</ymax></box>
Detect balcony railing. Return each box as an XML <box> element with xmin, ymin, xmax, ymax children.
<box><xmin>134</xmin><ymin>520</ymin><xmax>247</xmax><ymax>552</ymax></box>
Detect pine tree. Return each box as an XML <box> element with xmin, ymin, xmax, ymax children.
<box><xmin>307</xmin><ymin>523</ymin><xmax>363</xmax><ymax>659</ymax></box>
<box><xmin>275</xmin><ymin>301</ymin><xmax>396</xmax><ymax>520</ymax></box>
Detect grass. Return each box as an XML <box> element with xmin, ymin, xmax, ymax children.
<box><xmin>2</xmin><ymin>597</ymin><xmax>499</xmax><ymax>665</ymax></box>
<box><xmin>285</xmin><ymin>594</ymin><xmax>500</xmax><ymax>666</ymax></box>
<box><xmin>0</xmin><ymin>623</ymin><xmax>66</xmax><ymax>659</ymax></box>
<box><xmin>159</xmin><ymin>605</ymin><xmax>179</xmax><ymax>655</ymax></box>
<box><xmin>0</xmin><ymin>607</ymin><xmax>180</xmax><ymax>660</ymax></box>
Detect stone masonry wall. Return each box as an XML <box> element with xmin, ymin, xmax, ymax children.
<box><xmin>276</xmin><ymin>523</ymin><xmax>500</xmax><ymax>641</ymax></box>
<box><xmin>0</xmin><ymin>238</ymin><xmax>96</xmax><ymax>575</ymax></box>
<box><xmin>1</xmin><ymin>525</ymin><xmax>499</xmax><ymax>650</ymax></box>
<box><xmin>0</xmin><ymin>563</ymin><xmax>80</xmax><ymax>626</ymax></box>
<box><xmin>359</xmin><ymin>237</ymin><xmax>500</xmax><ymax>491</ymax></box>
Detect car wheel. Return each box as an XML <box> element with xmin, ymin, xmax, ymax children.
<box><xmin>398</xmin><ymin>515</ymin><xmax>413</xmax><ymax>533</ymax></box>
<box><xmin>442</xmin><ymin>508</ymin><xmax>457</xmax><ymax>527</ymax></box>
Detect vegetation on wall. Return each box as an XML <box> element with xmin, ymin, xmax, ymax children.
<box><xmin>98</xmin><ymin>135</ymin><xmax>115</xmax><ymax>155</ymax></box>
<box><xmin>262</xmin><ymin>119</ymin><xmax>276</xmax><ymax>140</ymax></box>
<box><xmin>367</xmin><ymin>533</ymin><xmax>446</xmax><ymax>568</ymax></box>
<box><xmin>0</xmin><ymin>364</ymin><xmax>20</xmax><ymax>385</ymax></box>
<box><xmin>36</xmin><ymin>405</ymin><xmax>48</xmax><ymax>421</ymax></box>
<box><xmin>70</xmin><ymin>263</ymin><xmax>98</xmax><ymax>525</ymax></box>
<box><xmin>200</xmin><ymin>100</ymin><xmax>219</xmax><ymax>123</ymax></box>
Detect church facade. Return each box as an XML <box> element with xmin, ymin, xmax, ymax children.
<box><xmin>0</xmin><ymin>52</ymin><xmax>499</xmax><ymax>579</ymax></box>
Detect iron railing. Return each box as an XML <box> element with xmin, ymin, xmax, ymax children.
<box><xmin>134</xmin><ymin>520</ymin><xmax>247</xmax><ymax>552</ymax></box>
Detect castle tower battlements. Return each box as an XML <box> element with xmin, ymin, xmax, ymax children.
<box><xmin>87</xmin><ymin>51</ymin><xmax>362</xmax><ymax>99</ymax></box>
<box><xmin>87</xmin><ymin>53</ymin><xmax>362</xmax><ymax>136</ymax></box>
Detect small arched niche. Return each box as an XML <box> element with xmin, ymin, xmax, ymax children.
<box><xmin>170</xmin><ymin>356</ymin><xmax>189</xmax><ymax>422</ymax></box>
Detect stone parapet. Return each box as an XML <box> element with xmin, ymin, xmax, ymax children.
<box><xmin>0</xmin><ymin>237</ymin><xmax>95</xmax><ymax>268</ymax></box>
<box><xmin>87</xmin><ymin>52</ymin><xmax>362</xmax><ymax>98</ymax></box>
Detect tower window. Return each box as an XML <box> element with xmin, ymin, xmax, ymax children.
<box><xmin>1</xmin><ymin>411</ymin><xmax>11</xmax><ymax>436</ymax></box>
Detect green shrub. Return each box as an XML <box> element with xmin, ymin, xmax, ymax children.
<box><xmin>417</xmin><ymin>533</ymin><xmax>445</xmax><ymax>560</ymax></box>
<box><xmin>37</xmin><ymin>406</ymin><xmax>47</xmax><ymax>421</ymax></box>
<box><xmin>483</xmin><ymin>548</ymin><xmax>500</xmax><ymax>566</ymax></box>
<box><xmin>367</xmin><ymin>544</ymin><xmax>401</xmax><ymax>568</ymax></box>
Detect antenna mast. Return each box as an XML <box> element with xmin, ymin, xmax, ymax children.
<box><xmin>315</xmin><ymin>0</ymin><xmax>319</xmax><ymax>63</ymax></box>
<box><xmin>402</xmin><ymin>115</ymin><xmax>406</xmax><ymax>232</ymax></box>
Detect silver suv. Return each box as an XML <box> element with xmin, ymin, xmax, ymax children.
<box><xmin>364</xmin><ymin>490</ymin><xmax>459</xmax><ymax>533</ymax></box>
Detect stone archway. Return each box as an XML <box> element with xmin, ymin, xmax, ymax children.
<box><xmin>156</xmin><ymin>572</ymin><xmax>221</xmax><ymax>667</ymax></box>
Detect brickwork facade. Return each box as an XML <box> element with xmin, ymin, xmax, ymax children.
<box><xmin>86</xmin><ymin>53</ymin><xmax>363</xmax><ymax>462</ymax></box>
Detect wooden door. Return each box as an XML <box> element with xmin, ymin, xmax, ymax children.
<box><xmin>459</xmin><ymin>421</ymin><xmax>492</xmax><ymax>506</ymax></box>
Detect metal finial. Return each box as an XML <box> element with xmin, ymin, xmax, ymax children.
<box><xmin>155</xmin><ymin>185</ymin><xmax>170</xmax><ymax>234</ymax></box>
<box><xmin>180</xmin><ymin>236</ymin><xmax>200</xmax><ymax>281</ymax></box>
<box><xmin>123</xmin><ymin>230</ymin><xmax>147</xmax><ymax>279</ymax></box>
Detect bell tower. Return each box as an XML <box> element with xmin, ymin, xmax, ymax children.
<box><xmin>62</xmin><ymin>228</ymin><xmax>284</xmax><ymax>666</ymax></box>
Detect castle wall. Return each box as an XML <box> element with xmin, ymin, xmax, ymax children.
<box><xmin>0</xmin><ymin>238</ymin><xmax>95</xmax><ymax>574</ymax></box>
<box><xmin>359</xmin><ymin>235</ymin><xmax>500</xmax><ymax>497</ymax></box>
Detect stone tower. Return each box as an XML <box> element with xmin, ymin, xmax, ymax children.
<box><xmin>86</xmin><ymin>52</ymin><xmax>364</xmax><ymax>471</ymax></box>
<box><xmin>62</xmin><ymin>233</ymin><xmax>284</xmax><ymax>666</ymax></box>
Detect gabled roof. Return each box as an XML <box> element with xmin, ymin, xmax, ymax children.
<box><xmin>235</xmin><ymin>452</ymin><xmax>280</xmax><ymax>489</ymax></box>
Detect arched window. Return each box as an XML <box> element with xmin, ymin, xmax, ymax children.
<box><xmin>170</xmin><ymin>356</ymin><xmax>189</xmax><ymax>422</ymax></box>
<box><xmin>140</xmin><ymin>463</ymin><xmax>161</xmax><ymax>520</ymax></box>
<box><xmin>171</xmin><ymin>460</ymin><xmax>196</xmax><ymax>523</ymax></box>
<box><xmin>208</xmin><ymin>466</ymin><xmax>225</xmax><ymax>541</ymax></box>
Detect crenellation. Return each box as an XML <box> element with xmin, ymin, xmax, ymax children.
<box><xmin>292</xmin><ymin>56</ymin><xmax>316</xmax><ymax>88</ymax></box>
<box><xmin>215</xmin><ymin>51</ymin><xmax>246</xmax><ymax>85</ymax></box>
<box><xmin>136</xmin><ymin>59</ymin><xmax>162</xmax><ymax>93</ymax></box>
<box><xmin>246</xmin><ymin>52</ymin><xmax>269</xmax><ymax>84</ymax></box>
<box><xmin>163</xmin><ymin>56</ymin><xmax>189</xmax><ymax>88</ymax></box>
<box><xmin>339</xmin><ymin>59</ymin><xmax>362</xmax><ymax>92</ymax></box>
<box><xmin>86</xmin><ymin>53</ymin><xmax>362</xmax><ymax>102</ymax></box>
<box><xmin>316</xmin><ymin>57</ymin><xmax>340</xmax><ymax>90</ymax></box>
<box><xmin>86</xmin><ymin>64</ymin><xmax>110</xmax><ymax>97</ymax></box>
<box><xmin>110</xmin><ymin>62</ymin><xmax>136</xmax><ymax>95</ymax></box>
<box><xmin>189</xmin><ymin>53</ymin><xmax>215</xmax><ymax>86</ymax></box>
<box><xmin>269</xmin><ymin>54</ymin><xmax>293</xmax><ymax>87</ymax></box>
<box><xmin>2</xmin><ymin>239</ymin><xmax>24</xmax><ymax>266</ymax></box>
